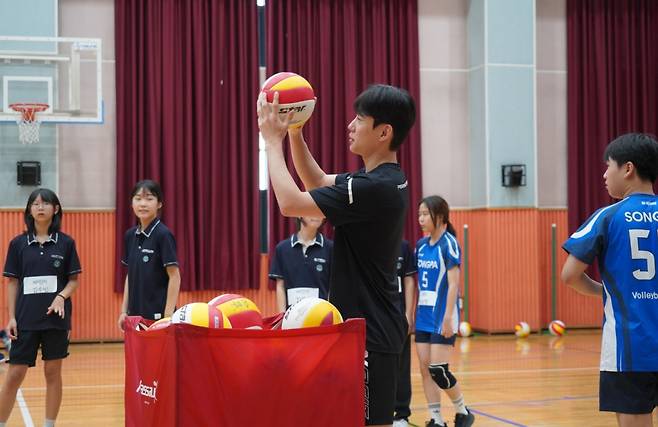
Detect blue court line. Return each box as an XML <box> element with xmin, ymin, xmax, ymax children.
<box><xmin>469</xmin><ymin>408</ymin><xmax>527</xmax><ymax>426</ymax></box>
<box><xmin>470</xmin><ymin>394</ymin><xmax>598</xmax><ymax>408</ymax></box>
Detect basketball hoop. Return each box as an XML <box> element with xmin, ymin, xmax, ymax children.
<box><xmin>9</xmin><ymin>103</ymin><xmax>49</xmax><ymax>145</ymax></box>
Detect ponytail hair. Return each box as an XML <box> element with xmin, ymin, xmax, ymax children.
<box><xmin>419</xmin><ymin>195</ymin><xmax>456</xmax><ymax>236</ymax></box>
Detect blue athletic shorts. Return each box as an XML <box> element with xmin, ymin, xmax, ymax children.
<box><xmin>414</xmin><ymin>330</ymin><xmax>456</xmax><ymax>346</ymax></box>
<box><xmin>600</xmin><ymin>371</ymin><xmax>658</xmax><ymax>414</ymax></box>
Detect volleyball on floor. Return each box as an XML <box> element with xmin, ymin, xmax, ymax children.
<box><xmin>261</xmin><ymin>71</ymin><xmax>315</xmax><ymax>128</ymax></box>
<box><xmin>458</xmin><ymin>321</ymin><xmax>472</xmax><ymax>337</ymax></box>
<box><xmin>171</xmin><ymin>302</ymin><xmax>231</xmax><ymax>329</ymax></box>
<box><xmin>515</xmin><ymin>321</ymin><xmax>531</xmax><ymax>338</ymax></box>
<box><xmin>281</xmin><ymin>297</ymin><xmax>343</xmax><ymax>329</ymax></box>
<box><xmin>208</xmin><ymin>294</ymin><xmax>263</xmax><ymax>329</ymax></box>
<box><xmin>148</xmin><ymin>317</ymin><xmax>171</xmax><ymax>330</ymax></box>
<box><xmin>548</xmin><ymin>320</ymin><xmax>566</xmax><ymax>336</ymax></box>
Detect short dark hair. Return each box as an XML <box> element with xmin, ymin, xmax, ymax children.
<box><xmin>131</xmin><ymin>179</ymin><xmax>164</xmax><ymax>202</ymax></box>
<box><xmin>603</xmin><ymin>133</ymin><xmax>658</xmax><ymax>183</ymax></box>
<box><xmin>353</xmin><ymin>84</ymin><xmax>416</xmax><ymax>151</ymax></box>
<box><xmin>24</xmin><ymin>188</ymin><xmax>63</xmax><ymax>235</ymax></box>
<box><xmin>419</xmin><ymin>195</ymin><xmax>456</xmax><ymax>236</ymax></box>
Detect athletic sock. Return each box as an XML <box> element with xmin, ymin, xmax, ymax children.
<box><xmin>451</xmin><ymin>395</ymin><xmax>468</xmax><ymax>415</ymax></box>
<box><xmin>44</xmin><ymin>419</ymin><xmax>55</xmax><ymax>427</ymax></box>
<box><xmin>428</xmin><ymin>402</ymin><xmax>444</xmax><ymax>424</ymax></box>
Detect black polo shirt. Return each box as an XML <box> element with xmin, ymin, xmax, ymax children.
<box><xmin>310</xmin><ymin>163</ymin><xmax>409</xmax><ymax>354</ymax></box>
<box><xmin>396</xmin><ymin>239</ymin><xmax>417</xmax><ymax>313</ymax></box>
<box><xmin>121</xmin><ymin>219</ymin><xmax>178</xmax><ymax>320</ymax></box>
<box><xmin>269</xmin><ymin>233</ymin><xmax>333</xmax><ymax>307</ymax></box>
<box><xmin>3</xmin><ymin>232</ymin><xmax>82</xmax><ymax>331</ymax></box>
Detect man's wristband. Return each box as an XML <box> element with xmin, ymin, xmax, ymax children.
<box><xmin>56</xmin><ymin>293</ymin><xmax>66</xmax><ymax>301</ymax></box>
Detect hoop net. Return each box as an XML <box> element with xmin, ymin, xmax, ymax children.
<box><xmin>9</xmin><ymin>103</ymin><xmax>49</xmax><ymax>145</ymax></box>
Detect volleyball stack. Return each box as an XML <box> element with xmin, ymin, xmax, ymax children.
<box><xmin>208</xmin><ymin>294</ymin><xmax>263</xmax><ymax>329</ymax></box>
<box><xmin>149</xmin><ymin>317</ymin><xmax>172</xmax><ymax>330</ymax></box>
<box><xmin>282</xmin><ymin>297</ymin><xmax>343</xmax><ymax>329</ymax></box>
<box><xmin>261</xmin><ymin>72</ymin><xmax>316</xmax><ymax>128</ymax></box>
<box><xmin>171</xmin><ymin>302</ymin><xmax>232</xmax><ymax>329</ymax></box>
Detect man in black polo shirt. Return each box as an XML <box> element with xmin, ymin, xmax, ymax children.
<box><xmin>257</xmin><ymin>84</ymin><xmax>416</xmax><ymax>427</ymax></box>
<box><xmin>269</xmin><ymin>216</ymin><xmax>333</xmax><ymax>312</ymax></box>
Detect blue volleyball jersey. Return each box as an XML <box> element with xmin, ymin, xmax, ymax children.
<box><xmin>415</xmin><ymin>232</ymin><xmax>461</xmax><ymax>334</ymax></box>
<box><xmin>563</xmin><ymin>193</ymin><xmax>658</xmax><ymax>372</ymax></box>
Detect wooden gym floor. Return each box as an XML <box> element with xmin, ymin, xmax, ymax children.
<box><xmin>0</xmin><ymin>330</ymin><xmax>650</xmax><ymax>426</ymax></box>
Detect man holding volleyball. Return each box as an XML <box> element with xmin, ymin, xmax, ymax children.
<box><xmin>257</xmin><ymin>83</ymin><xmax>416</xmax><ymax>427</ymax></box>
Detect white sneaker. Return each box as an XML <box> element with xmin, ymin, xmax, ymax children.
<box><xmin>393</xmin><ymin>419</ymin><xmax>409</xmax><ymax>427</ymax></box>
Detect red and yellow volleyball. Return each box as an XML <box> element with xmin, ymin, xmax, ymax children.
<box><xmin>458</xmin><ymin>321</ymin><xmax>472</xmax><ymax>337</ymax></box>
<box><xmin>208</xmin><ymin>294</ymin><xmax>263</xmax><ymax>329</ymax></box>
<box><xmin>171</xmin><ymin>302</ymin><xmax>232</xmax><ymax>329</ymax></box>
<box><xmin>148</xmin><ymin>317</ymin><xmax>171</xmax><ymax>330</ymax></box>
<box><xmin>514</xmin><ymin>321</ymin><xmax>531</xmax><ymax>338</ymax></box>
<box><xmin>548</xmin><ymin>320</ymin><xmax>566</xmax><ymax>336</ymax></box>
<box><xmin>261</xmin><ymin>71</ymin><xmax>315</xmax><ymax>128</ymax></box>
<box><xmin>281</xmin><ymin>297</ymin><xmax>343</xmax><ymax>330</ymax></box>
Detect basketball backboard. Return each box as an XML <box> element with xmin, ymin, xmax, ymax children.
<box><xmin>0</xmin><ymin>35</ymin><xmax>103</xmax><ymax>123</ymax></box>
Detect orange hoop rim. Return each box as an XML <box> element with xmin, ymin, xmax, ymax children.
<box><xmin>9</xmin><ymin>103</ymin><xmax>49</xmax><ymax>113</ymax></box>
<box><xmin>9</xmin><ymin>103</ymin><xmax>49</xmax><ymax>123</ymax></box>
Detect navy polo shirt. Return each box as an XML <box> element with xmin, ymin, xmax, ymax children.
<box><xmin>396</xmin><ymin>239</ymin><xmax>417</xmax><ymax>313</ymax></box>
<box><xmin>122</xmin><ymin>219</ymin><xmax>178</xmax><ymax>320</ymax></box>
<box><xmin>3</xmin><ymin>232</ymin><xmax>82</xmax><ymax>331</ymax></box>
<box><xmin>269</xmin><ymin>233</ymin><xmax>333</xmax><ymax>307</ymax></box>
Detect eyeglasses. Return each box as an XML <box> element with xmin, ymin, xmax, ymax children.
<box><xmin>30</xmin><ymin>201</ymin><xmax>53</xmax><ymax>208</ymax></box>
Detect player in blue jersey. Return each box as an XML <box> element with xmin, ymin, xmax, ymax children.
<box><xmin>415</xmin><ymin>196</ymin><xmax>474</xmax><ymax>427</ymax></box>
<box><xmin>562</xmin><ymin>133</ymin><xmax>658</xmax><ymax>427</ymax></box>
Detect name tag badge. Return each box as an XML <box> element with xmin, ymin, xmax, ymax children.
<box><xmin>23</xmin><ymin>275</ymin><xmax>58</xmax><ymax>295</ymax></box>
<box><xmin>287</xmin><ymin>287</ymin><xmax>319</xmax><ymax>306</ymax></box>
<box><xmin>418</xmin><ymin>290</ymin><xmax>437</xmax><ymax>307</ymax></box>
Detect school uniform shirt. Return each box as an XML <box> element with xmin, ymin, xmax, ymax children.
<box><xmin>563</xmin><ymin>193</ymin><xmax>658</xmax><ymax>372</ymax></box>
<box><xmin>269</xmin><ymin>233</ymin><xmax>333</xmax><ymax>307</ymax></box>
<box><xmin>3</xmin><ymin>232</ymin><xmax>82</xmax><ymax>331</ymax></box>
<box><xmin>122</xmin><ymin>219</ymin><xmax>178</xmax><ymax>320</ymax></box>
<box><xmin>396</xmin><ymin>240</ymin><xmax>417</xmax><ymax>314</ymax></box>
<box><xmin>415</xmin><ymin>232</ymin><xmax>461</xmax><ymax>335</ymax></box>
<box><xmin>310</xmin><ymin>163</ymin><xmax>409</xmax><ymax>354</ymax></box>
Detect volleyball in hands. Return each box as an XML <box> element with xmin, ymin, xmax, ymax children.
<box><xmin>261</xmin><ymin>72</ymin><xmax>315</xmax><ymax>128</ymax></box>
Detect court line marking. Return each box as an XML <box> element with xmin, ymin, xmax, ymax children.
<box><xmin>455</xmin><ymin>366</ymin><xmax>599</xmax><ymax>376</ymax></box>
<box><xmin>19</xmin><ymin>384</ymin><xmax>123</xmax><ymax>392</ymax></box>
<box><xmin>16</xmin><ymin>388</ymin><xmax>34</xmax><ymax>427</ymax></box>
<box><xmin>469</xmin><ymin>408</ymin><xmax>526</xmax><ymax>426</ymax></box>
<box><xmin>16</xmin><ymin>367</ymin><xmax>599</xmax><ymax>392</ymax></box>
<box><xmin>410</xmin><ymin>366</ymin><xmax>599</xmax><ymax>378</ymax></box>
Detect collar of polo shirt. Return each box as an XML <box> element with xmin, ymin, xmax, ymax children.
<box><xmin>26</xmin><ymin>232</ymin><xmax>58</xmax><ymax>245</ymax></box>
<box><xmin>136</xmin><ymin>219</ymin><xmax>161</xmax><ymax>238</ymax></box>
<box><xmin>290</xmin><ymin>232</ymin><xmax>324</xmax><ymax>248</ymax></box>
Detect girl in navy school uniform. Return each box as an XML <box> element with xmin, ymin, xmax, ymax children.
<box><xmin>0</xmin><ymin>188</ymin><xmax>82</xmax><ymax>427</ymax></box>
<box><xmin>117</xmin><ymin>180</ymin><xmax>180</xmax><ymax>330</ymax></box>
<box><xmin>415</xmin><ymin>196</ymin><xmax>474</xmax><ymax>427</ymax></box>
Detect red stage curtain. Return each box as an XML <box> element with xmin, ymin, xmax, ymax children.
<box><xmin>115</xmin><ymin>0</ymin><xmax>260</xmax><ymax>290</ymax></box>
<box><xmin>567</xmin><ymin>0</ymin><xmax>658</xmax><ymax>230</ymax></box>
